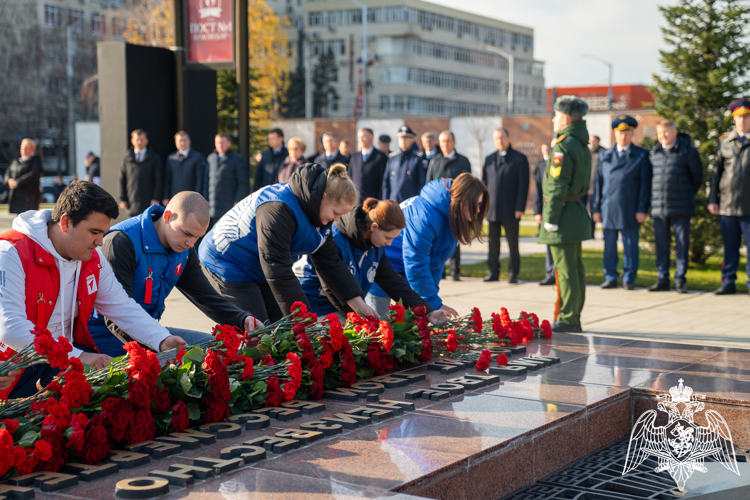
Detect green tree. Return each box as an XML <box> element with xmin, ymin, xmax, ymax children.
<box><xmin>648</xmin><ymin>0</ymin><xmax>750</xmax><ymax>264</ymax></box>
<box><xmin>216</xmin><ymin>68</ymin><xmax>270</xmax><ymax>161</ymax></box>
<box><xmin>312</xmin><ymin>48</ymin><xmax>339</xmax><ymax>118</ymax></box>
<box><xmin>282</xmin><ymin>67</ymin><xmax>306</xmax><ymax>118</ymax></box>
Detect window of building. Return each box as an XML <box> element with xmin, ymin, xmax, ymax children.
<box><xmin>310</xmin><ymin>39</ymin><xmax>345</xmax><ymax>57</ymax></box>
<box><xmin>378</xmin><ymin>96</ymin><xmax>391</xmax><ymax>113</ymax></box>
<box><xmin>379</xmin><ymin>66</ymin><xmax>500</xmax><ymax>94</ymax></box>
<box><xmin>112</xmin><ymin>17</ymin><xmax>124</xmax><ymax>37</ymax></box>
<box><xmin>91</xmin><ymin>13</ymin><xmax>106</xmax><ymax>35</ymax></box>
<box><xmin>69</xmin><ymin>10</ymin><xmax>84</xmax><ymax>32</ymax></box>
<box><xmin>46</xmin><ymin>43</ymin><xmax>64</xmax><ymax>62</ymax></box>
<box><xmin>329</xmin><ymin>68</ymin><xmax>338</xmax><ymax>83</ymax></box>
<box><xmin>377</xmin><ymin>95</ymin><xmax>500</xmax><ymax>116</ymax></box>
<box><xmin>330</xmin><ymin>99</ymin><xmax>339</xmax><ymax>112</ymax></box>
<box><xmin>44</xmin><ymin>5</ymin><xmax>63</xmax><ymax>28</ymax></box>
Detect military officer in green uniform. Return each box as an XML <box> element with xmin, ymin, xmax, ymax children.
<box><xmin>538</xmin><ymin>96</ymin><xmax>592</xmax><ymax>333</ymax></box>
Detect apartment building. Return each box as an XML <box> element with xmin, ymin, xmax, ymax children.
<box><xmin>300</xmin><ymin>0</ymin><xmax>545</xmax><ymax>118</ymax></box>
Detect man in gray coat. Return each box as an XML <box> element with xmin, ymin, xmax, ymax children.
<box><xmin>205</xmin><ymin>133</ymin><xmax>249</xmax><ymax>228</ymax></box>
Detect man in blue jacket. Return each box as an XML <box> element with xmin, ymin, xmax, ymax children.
<box><xmin>382</xmin><ymin>126</ymin><xmax>426</xmax><ymax>203</ymax></box>
<box><xmin>88</xmin><ymin>192</ymin><xmax>262</xmax><ymax>357</ymax></box>
<box><xmin>591</xmin><ymin>115</ymin><xmax>653</xmax><ymax>290</ymax></box>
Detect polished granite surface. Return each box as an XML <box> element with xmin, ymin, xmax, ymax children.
<box><xmin>24</xmin><ymin>333</ymin><xmax>750</xmax><ymax>500</ymax></box>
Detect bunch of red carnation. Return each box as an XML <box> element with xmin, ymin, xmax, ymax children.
<box><xmin>211</xmin><ymin>324</ymin><xmax>247</xmax><ymax>363</ymax></box>
<box><xmin>291</xmin><ymin>301</ymin><xmax>317</xmax><ymax>323</ymax></box>
<box><xmin>469</xmin><ymin>307</ymin><xmax>483</xmax><ymax>334</ymax></box>
<box><xmin>414</xmin><ymin>315</ymin><xmax>432</xmax><ymax>363</ymax></box>
<box><xmin>202</xmin><ymin>349</ymin><xmax>231</xmax><ymax>423</ymax></box>
<box><xmin>284</xmin><ymin>353</ymin><xmax>302</xmax><ymax>401</ymax></box>
<box><xmin>388</xmin><ymin>304</ymin><xmax>406</xmax><ymax>323</ymax></box>
<box><xmin>339</xmin><ymin>337</ymin><xmax>357</xmax><ymax>387</ymax></box>
<box><xmin>475</xmin><ymin>349</ymin><xmax>492</xmax><ymax>371</ymax></box>
<box><xmin>32</xmin><ymin>327</ymin><xmax>73</xmax><ymax>371</ymax></box>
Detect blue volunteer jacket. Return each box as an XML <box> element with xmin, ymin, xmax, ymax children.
<box><xmin>87</xmin><ymin>205</ymin><xmax>188</xmax><ymax>337</ymax></box>
<box><xmin>199</xmin><ymin>184</ymin><xmax>329</xmax><ymax>284</ymax></box>
<box><xmin>370</xmin><ymin>179</ymin><xmax>455</xmax><ymax>309</ymax></box>
<box><xmin>591</xmin><ymin>145</ymin><xmax>652</xmax><ymax>230</ymax></box>
<box><xmin>296</xmin><ymin>225</ymin><xmax>384</xmax><ymax>316</ymax></box>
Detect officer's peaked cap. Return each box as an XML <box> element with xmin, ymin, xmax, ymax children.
<box><xmin>729</xmin><ymin>99</ymin><xmax>750</xmax><ymax>116</ymax></box>
<box><xmin>612</xmin><ymin>115</ymin><xmax>638</xmax><ymax>131</ymax></box>
<box><xmin>397</xmin><ymin>125</ymin><xmax>416</xmax><ymax>138</ymax></box>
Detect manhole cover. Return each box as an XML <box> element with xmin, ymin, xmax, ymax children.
<box><xmin>501</xmin><ymin>438</ymin><xmax>750</xmax><ymax>500</ymax></box>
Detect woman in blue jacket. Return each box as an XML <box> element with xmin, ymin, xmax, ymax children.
<box><xmin>367</xmin><ymin>173</ymin><xmax>489</xmax><ymax>316</ymax></box>
<box><xmin>295</xmin><ymin>198</ymin><xmax>450</xmax><ymax>324</ymax></box>
<box><xmin>199</xmin><ymin>164</ymin><xmax>377</xmax><ymax>323</ymax></box>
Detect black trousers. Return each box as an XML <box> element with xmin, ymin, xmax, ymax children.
<box><xmin>487</xmin><ymin>219</ymin><xmax>520</xmax><ymax>277</ymax></box>
<box><xmin>201</xmin><ymin>263</ymin><xmax>283</xmax><ymax>324</ymax></box>
<box><xmin>450</xmin><ymin>246</ymin><xmax>461</xmax><ymax>278</ymax></box>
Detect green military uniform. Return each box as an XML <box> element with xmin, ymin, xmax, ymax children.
<box><xmin>538</xmin><ymin>115</ymin><xmax>592</xmax><ymax>327</ymax></box>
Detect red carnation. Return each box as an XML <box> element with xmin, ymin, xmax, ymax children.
<box><xmin>79</xmin><ymin>415</ymin><xmax>111</xmax><ymax>465</ymax></box>
<box><xmin>389</xmin><ymin>304</ymin><xmax>406</xmax><ymax>323</ymax></box>
<box><xmin>3</xmin><ymin>419</ymin><xmax>19</xmax><ymax>435</ymax></box>
<box><xmin>319</xmin><ymin>342</ymin><xmax>334</xmax><ymax>369</ymax></box>
<box><xmin>340</xmin><ymin>347</ymin><xmax>357</xmax><ymax>387</ymax></box>
<box><xmin>176</xmin><ymin>349</ymin><xmax>186</xmax><ymax>364</ymax></box>
<box><xmin>496</xmin><ymin>353</ymin><xmax>508</xmax><ymax>366</ymax></box>
<box><xmin>308</xmin><ymin>358</ymin><xmax>325</xmax><ymax>400</ymax></box>
<box><xmin>366</xmin><ymin>344</ymin><xmax>385</xmax><ymax>376</ymax></box>
<box><xmin>446</xmin><ymin>330</ymin><xmax>458</xmax><ymax>352</ymax></box>
<box><xmin>379</xmin><ymin>321</ymin><xmax>394</xmax><ymax>352</ymax></box>
<box><xmin>0</xmin><ymin>429</ymin><xmax>14</xmax><ymax>476</ymax></box>
<box><xmin>66</xmin><ymin>413</ymin><xmax>88</xmax><ymax>452</ymax></box>
<box><xmin>39</xmin><ymin>424</ymin><xmax>67</xmax><ymax>472</ymax></box>
<box><xmin>541</xmin><ymin>320</ymin><xmax>552</xmax><ymax>339</ymax></box>
<box><xmin>153</xmin><ymin>387</ymin><xmax>172</xmax><ymax>413</ymax></box>
<box><xmin>282</xmin><ymin>381</ymin><xmax>297</xmax><ymax>402</ymax></box>
<box><xmin>33</xmin><ymin>440</ymin><xmax>53</xmax><ymax>462</ymax></box>
<box><xmin>127</xmin><ymin>379</ymin><xmax>152</xmax><ymax>409</ymax></box>
<box><xmin>286</xmin><ymin>352</ymin><xmax>302</xmax><ymax>389</ymax></box>
<box><xmin>127</xmin><ymin>408</ymin><xmax>156</xmax><ymax>445</ymax></box>
<box><xmin>260</xmin><ymin>355</ymin><xmax>276</xmax><ymax>367</ymax></box>
<box><xmin>12</xmin><ymin>447</ymin><xmax>36</xmax><ymax>475</ymax></box>
<box><xmin>238</xmin><ymin>355</ymin><xmax>254</xmax><ymax>381</ymax></box>
<box><xmin>470</xmin><ymin>307</ymin><xmax>483</xmax><ymax>333</ymax></box>
<box><xmin>265</xmin><ymin>376</ymin><xmax>283</xmax><ymax>407</ymax></box>
<box><xmin>41</xmin><ymin>398</ymin><xmax>71</xmax><ymax>429</ymax></box>
<box><xmin>170</xmin><ymin>401</ymin><xmax>190</xmax><ymax>432</ymax></box>
<box><xmin>325</xmin><ymin>314</ymin><xmax>345</xmax><ymax>351</ymax></box>
<box><xmin>412</xmin><ymin>305</ymin><xmax>427</xmax><ymax>318</ymax></box>
<box><xmin>475</xmin><ymin>349</ymin><xmax>492</xmax><ymax>371</ymax></box>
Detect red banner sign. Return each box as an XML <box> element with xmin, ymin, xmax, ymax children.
<box><xmin>187</xmin><ymin>0</ymin><xmax>233</xmax><ymax>65</ymax></box>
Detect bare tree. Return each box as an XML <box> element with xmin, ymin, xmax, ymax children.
<box><xmin>467</xmin><ymin>107</ymin><xmax>498</xmax><ymax>165</ymax></box>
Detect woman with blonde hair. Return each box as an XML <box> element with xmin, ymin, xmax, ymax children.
<box><xmin>367</xmin><ymin>173</ymin><xmax>489</xmax><ymax>316</ymax></box>
<box><xmin>4</xmin><ymin>139</ymin><xmax>43</xmax><ymax>214</ymax></box>
<box><xmin>277</xmin><ymin>137</ymin><xmax>307</xmax><ymax>184</ymax></box>
<box><xmin>200</xmin><ymin>163</ymin><xmax>378</xmax><ymax>322</ymax></box>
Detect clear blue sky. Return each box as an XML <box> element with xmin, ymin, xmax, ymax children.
<box><xmin>426</xmin><ymin>0</ymin><xmax>677</xmax><ymax>88</ymax></box>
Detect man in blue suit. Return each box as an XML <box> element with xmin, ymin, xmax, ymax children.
<box><xmin>591</xmin><ymin>115</ymin><xmax>652</xmax><ymax>290</ymax></box>
<box><xmin>382</xmin><ymin>126</ymin><xmax>426</xmax><ymax>203</ymax></box>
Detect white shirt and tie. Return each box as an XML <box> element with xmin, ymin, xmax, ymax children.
<box><xmin>178</xmin><ymin>148</ymin><xmax>190</xmax><ymax>159</ymax></box>
<box><xmin>134</xmin><ymin>148</ymin><xmax>148</xmax><ymax>163</ymax></box>
<box><xmin>443</xmin><ymin>149</ymin><xmax>456</xmax><ymax>160</ymax></box>
<box><xmin>361</xmin><ymin>146</ymin><xmax>374</xmax><ymax>163</ymax></box>
<box><xmin>616</xmin><ymin>144</ymin><xmax>631</xmax><ymax>158</ymax></box>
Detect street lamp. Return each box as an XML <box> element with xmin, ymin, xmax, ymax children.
<box><xmin>484</xmin><ymin>44</ymin><xmax>514</xmax><ymax>114</ymax></box>
<box><xmin>351</xmin><ymin>0</ymin><xmax>368</xmax><ymax>118</ymax></box>
<box><xmin>582</xmin><ymin>54</ymin><xmax>613</xmax><ymax>111</ymax></box>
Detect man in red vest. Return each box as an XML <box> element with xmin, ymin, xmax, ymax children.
<box><xmin>0</xmin><ymin>181</ymin><xmax>188</xmax><ymax>398</ymax></box>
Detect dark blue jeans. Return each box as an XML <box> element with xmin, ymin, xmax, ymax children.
<box><xmin>654</xmin><ymin>216</ymin><xmax>690</xmax><ymax>285</ymax></box>
<box><xmin>720</xmin><ymin>215</ymin><xmax>750</xmax><ymax>286</ymax></box>
<box><xmin>603</xmin><ymin>228</ymin><xmax>640</xmax><ymax>283</ymax></box>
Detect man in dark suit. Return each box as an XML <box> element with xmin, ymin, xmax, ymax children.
<box><xmin>420</xmin><ymin>131</ymin><xmax>440</xmax><ymax>172</ymax></box>
<box><xmin>534</xmin><ymin>143</ymin><xmax>555</xmax><ymax>286</ymax></box>
<box><xmin>163</xmin><ymin>131</ymin><xmax>206</xmax><ymax>205</ymax></box>
<box><xmin>348</xmin><ymin>128</ymin><xmax>388</xmax><ymax>200</ymax></box>
<box><xmin>426</xmin><ymin>130</ymin><xmax>471</xmax><ymax>281</ymax></box>
<box><xmin>119</xmin><ymin>129</ymin><xmax>163</xmax><ymax>217</ymax></box>
<box><xmin>591</xmin><ymin>115</ymin><xmax>652</xmax><ymax>290</ymax></box>
<box><xmin>253</xmin><ymin>128</ymin><xmax>288</xmax><ymax>191</ymax></box>
<box><xmin>205</xmin><ymin>133</ymin><xmax>249</xmax><ymax>228</ymax></box>
<box><xmin>588</xmin><ymin>135</ymin><xmax>605</xmax><ymax>238</ymax></box>
<box><xmin>482</xmin><ymin>128</ymin><xmax>530</xmax><ymax>283</ymax></box>
<box><xmin>314</xmin><ymin>132</ymin><xmax>350</xmax><ymax>168</ymax></box>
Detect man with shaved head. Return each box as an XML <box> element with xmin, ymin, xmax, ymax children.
<box><xmin>87</xmin><ymin>192</ymin><xmax>262</xmax><ymax>356</ymax></box>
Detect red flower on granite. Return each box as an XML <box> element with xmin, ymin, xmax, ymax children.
<box><xmin>325</xmin><ymin>314</ymin><xmax>345</xmax><ymax>351</ymax></box>
<box><xmin>469</xmin><ymin>307</ymin><xmax>483</xmax><ymax>333</ymax></box>
<box><xmin>286</xmin><ymin>352</ymin><xmax>302</xmax><ymax>390</ymax></box>
<box><xmin>308</xmin><ymin>358</ymin><xmax>325</xmax><ymax>400</ymax></box>
<box><xmin>265</xmin><ymin>376</ymin><xmax>284</xmax><ymax>407</ymax></box>
<box><xmin>0</xmin><ymin>429</ymin><xmax>14</xmax><ymax>476</ymax></box>
<box><xmin>319</xmin><ymin>341</ymin><xmax>334</xmax><ymax>369</ymax></box>
<box><xmin>80</xmin><ymin>415</ymin><xmax>112</xmax><ymax>465</ymax></box>
<box><xmin>128</xmin><ymin>408</ymin><xmax>156</xmax><ymax>445</ymax></box>
<box><xmin>446</xmin><ymin>330</ymin><xmax>458</xmax><ymax>352</ymax></box>
<box><xmin>541</xmin><ymin>320</ymin><xmax>552</xmax><ymax>339</ymax></box>
<box><xmin>170</xmin><ymin>401</ymin><xmax>190</xmax><ymax>432</ymax></box>
<box><xmin>66</xmin><ymin>413</ymin><xmax>88</xmax><ymax>452</ymax></box>
<box><xmin>379</xmin><ymin>321</ymin><xmax>394</xmax><ymax>352</ymax></box>
<box><xmin>496</xmin><ymin>353</ymin><xmax>508</xmax><ymax>366</ymax></box>
<box><xmin>366</xmin><ymin>344</ymin><xmax>385</xmax><ymax>376</ymax></box>
<box><xmin>340</xmin><ymin>343</ymin><xmax>357</xmax><ymax>387</ymax></box>
<box><xmin>475</xmin><ymin>349</ymin><xmax>492</xmax><ymax>371</ymax></box>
